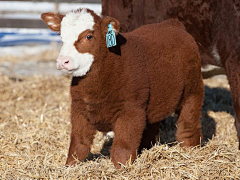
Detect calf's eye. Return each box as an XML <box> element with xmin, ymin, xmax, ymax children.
<box><xmin>86</xmin><ymin>35</ymin><xmax>93</xmax><ymax>40</ymax></box>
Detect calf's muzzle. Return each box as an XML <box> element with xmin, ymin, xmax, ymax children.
<box><xmin>56</xmin><ymin>56</ymin><xmax>73</xmax><ymax>70</ymax></box>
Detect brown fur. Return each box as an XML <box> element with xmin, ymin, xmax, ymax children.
<box><xmin>41</xmin><ymin>9</ymin><xmax>203</xmax><ymax>168</ymax></box>
<box><xmin>102</xmin><ymin>0</ymin><xmax>240</xmax><ymax>149</ymax></box>
<box><xmin>41</xmin><ymin>12</ymin><xmax>64</xmax><ymax>32</ymax></box>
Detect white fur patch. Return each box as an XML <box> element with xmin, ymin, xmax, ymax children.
<box><xmin>211</xmin><ymin>44</ymin><xmax>221</xmax><ymax>65</ymax></box>
<box><xmin>59</xmin><ymin>9</ymin><xmax>95</xmax><ymax>77</ymax></box>
<box><xmin>47</xmin><ymin>22</ymin><xmax>54</xmax><ymax>26</ymax></box>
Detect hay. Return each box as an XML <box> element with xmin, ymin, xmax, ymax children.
<box><xmin>0</xmin><ymin>74</ymin><xmax>240</xmax><ymax>179</ymax></box>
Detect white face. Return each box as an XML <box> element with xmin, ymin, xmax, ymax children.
<box><xmin>59</xmin><ymin>10</ymin><xmax>95</xmax><ymax>77</ymax></box>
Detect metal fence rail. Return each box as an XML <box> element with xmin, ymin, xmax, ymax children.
<box><xmin>3</xmin><ymin>0</ymin><xmax>101</xmax><ymax>3</ymax></box>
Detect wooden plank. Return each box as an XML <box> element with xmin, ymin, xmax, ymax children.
<box><xmin>3</xmin><ymin>0</ymin><xmax>101</xmax><ymax>3</ymax></box>
<box><xmin>0</xmin><ymin>1</ymin><xmax>102</xmax><ymax>28</ymax></box>
<box><xmin>0</xmin><ymin>18</ymin><xmax>48</xmax><ymax>29</ymax></box>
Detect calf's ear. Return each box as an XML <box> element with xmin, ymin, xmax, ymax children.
<box><xmin>100</xmin><ymin>16</ymin><xmax>120</xmax><ymax>36</ymax></box>
<box><xmin>41</xmin><ymin>12</ymin><xmax>64</xmax><ymax>32</ymax></box>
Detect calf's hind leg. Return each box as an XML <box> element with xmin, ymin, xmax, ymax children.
<box><xmin>224</xmin><ymin>56</ymin><xmax>240</xmax><ymax>149</ymax></box>
<box><xmin>176</xmin><ymin>91</ymin><xmax>203</xmax><ymax>147</ymax></box>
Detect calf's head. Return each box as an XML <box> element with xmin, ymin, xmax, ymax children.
<box><xmin>41</xmin><ymin>9</ymin><xmax>120</xmax><ymax>77</ymax></box>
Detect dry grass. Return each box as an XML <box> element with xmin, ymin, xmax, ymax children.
<box><xmin>0</xmin><ymin>66</ymin><xmax>240</xmax><ymax>179</ymax></box>
<box><xmin>0</xmin><ymin>43</ymin><xmax>60</xmax><ymax>64</ymax></box>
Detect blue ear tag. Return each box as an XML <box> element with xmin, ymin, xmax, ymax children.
<box><xmin>106</xmin><ymin>23</ymin><xmax>117</xmax><ymax>48</ymax></box>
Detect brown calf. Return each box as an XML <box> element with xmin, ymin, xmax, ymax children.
<box><xmin>102</xmin><ymin>0</ymin><xmax>240</xmax><ymax>149</ymax></box>
<box><xmin>41</xmin><ymin>8</ymin><xmax>203</xmax><ymax>168</ymax></box>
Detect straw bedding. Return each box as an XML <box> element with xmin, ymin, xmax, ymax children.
<box><xmin>0</xmin><ymin>55</ymin><xmax>240</xmax><ymax>179</ymax></box>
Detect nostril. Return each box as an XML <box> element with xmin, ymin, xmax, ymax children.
<box><xmin>64</xmin><ymin>61</ymin><xmax>69</xmax><ymax>64</ymax></box>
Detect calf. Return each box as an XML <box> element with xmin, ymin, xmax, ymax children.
<box><xmin>41</xmin><ymin>8</ymin><xmax>203</xmax><ymax>168</ymax></box>
<box><xmin>102</xmin><ymin>0</ymin><xmax>240</xmax><ymax>149</ymax></box>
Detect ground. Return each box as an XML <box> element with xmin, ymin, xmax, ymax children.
<box><xmin>0</xmin><ymin>46</ymin><xmax>240</xmax><ymax>179</ymax></box>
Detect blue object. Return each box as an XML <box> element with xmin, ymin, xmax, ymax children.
<box><xmin>0</xmin><ymin>29</ymin><xmax>61</xmax><ymax>46</ymax></box>
<box><xmin>106</xmin><ymin>24</ymin><xmax>117</xmax><ymax>48</ymax></box>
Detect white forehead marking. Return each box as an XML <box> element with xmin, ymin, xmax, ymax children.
<box><xmin>61</xmin><ymin>9</ymin><xmax>94</xmax><ymax>43</ymax></box>
<box><xmin>59</xmin><ymin>9</ymin><xmax>95</xmax><ymax>77</ymax></box>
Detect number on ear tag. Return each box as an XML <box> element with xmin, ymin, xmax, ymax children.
<box><xmin>106</xmin><ymin>24</ymin><xmax>117</xmax><ymax>48</ymax></box>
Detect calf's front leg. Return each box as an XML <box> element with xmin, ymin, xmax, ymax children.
<box><xmin>111</xmin><ymin>104</ymin><xmax>146</xmax><ymax>168</ymax></box>
<box><xmin>66</xmin><ymin>102</ymin><xmax>96</xmax><ymax>165</ymax></box>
